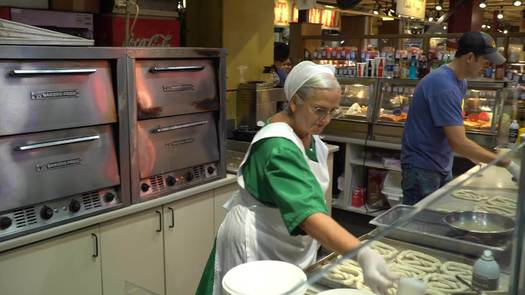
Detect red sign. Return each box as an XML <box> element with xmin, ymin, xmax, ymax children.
<box><xmin>94</xmin><ymin>15</ymin><xmax>180</xmax><ymax>47</ymax></box>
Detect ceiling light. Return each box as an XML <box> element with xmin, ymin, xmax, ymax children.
<box><xmin>513</xmin><ymin>0</ymin><xmax>522</xmax><ymax>6</ymax></box>
<box><xmin>443</xmin><ymin>25</ymin><xmax>448</xmax><ymax>30</ymax></box>
<box><xmin>497</xmin><ymin>7</ymin><xmax>503</xmax><ymax>19</ymax></box>
<box><xmin>436</xmin><ymin>0</ymin><xmax>443</xmax><ymax>11</ymax></box>
<box><xmin>373</xmin><ymin>2</ymin><xmax>380</xmax><ymax>15</ymax></box>
<box><xmin>504</xmin><ymin>29</ymin><xmax>508</xmax><ymax>34</ymax></box>
<box><xmin>373</xmin><ymin>9</ymin><xmax>379</xmax><ymax>15</ymax></box>
<box><xmin>487</xmin><ymin>24</ymin><xmax>491</xmax><ymax>29</ymax></box>
<box><xmin>481</xmin><ymin>24</ymin><xmax>487</xmax><ymax>29</ymax></box>
<box><xmin>479</xmin><ymin>0</ymin><xmax>487</xmax><ymax>8</ymax></box>
<box><xmin>428</xmin><ymin>15</ymin><xmax>434</xmax><ymax>22</ymax></box>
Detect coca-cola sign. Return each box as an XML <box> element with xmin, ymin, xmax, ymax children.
<box><xmin>129</xmin><ymin>34</ymin><xmax>173</xmax><ymax>47</ymax></box>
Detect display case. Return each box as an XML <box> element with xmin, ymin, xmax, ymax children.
<box><xmin>302</xmin><ymin>143</ymin><xmax>525</xmax><ymax>295</ymax></box>
<box><xmin>323</xmin><ymin>77</ymin><xmax>378</xmax><ymax>139</ymax></box>
<box><xmin>372</xmin><ymin>79</ymin><xmax>508</xmax><ymax>148</ymax></box>
<box><xmin>372</xmin><ymin>79</ymin><xmax>418</xmax><ymax>143</ymax></box>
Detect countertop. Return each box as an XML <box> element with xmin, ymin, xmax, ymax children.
<box><xmin>0</xmin><ymin>174</ymin><xmax>237</xmax><ymax>253</ymax></box>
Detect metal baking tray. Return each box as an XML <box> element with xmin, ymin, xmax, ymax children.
<box><xmin>305</xmin><ymin>234</ymin><xmax>510</xmax><ymax>294</ymax></box>
<box><xmin>369</xmin><ymin>205</ymin><xmax>513</xmax><ymax>261</ymax></box>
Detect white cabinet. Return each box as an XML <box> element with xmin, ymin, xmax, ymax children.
<box><xmin>213</xmin><ymin>183</ymin><xmax>238</xmax><ymax>233</ymax></box>
<box><xmin>164</xmin><ymin>191</ymin><xmax>215</xmax><ymax>295</ymax></box>
<box><xmin>100</xmin><ymin>207</ymin><xmax>165</xmax><ymax>295</ymax></box>
<box><xmin>0</xmin><ymin>226</ymin><xmax>101</xmax><ymax>295</ymax></box>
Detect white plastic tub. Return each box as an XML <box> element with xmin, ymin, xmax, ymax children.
<box><xmin>381</xmin><ymin>171</ymin><xmax>403</xmax><ymax>207</ymax></box>
<box><xmin>222</xmin><ymin>260</ymin><xmax>307</xmax><ymax>295</ymax></box>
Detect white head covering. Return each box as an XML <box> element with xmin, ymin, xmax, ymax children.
<box><xmin>284</xmin><ymin>61</ymin><xmax>336</xmax><ymax>101</ymax></box>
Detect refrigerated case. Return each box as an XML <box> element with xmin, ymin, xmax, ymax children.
<box><xmin>323</xmin><ymin>77</ymin><xmax>378</xmax><ymax>138</ymax></box>
<box><xmin>372</xmin><ymin>79</ymin><xmax>507</xmax><ymax>148</ymax></box>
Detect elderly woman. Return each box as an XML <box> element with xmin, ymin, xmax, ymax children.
<box><xmin>197</xmin><ymin>61</ymin><xmax>397</xmax><ymax>295</ymax></box>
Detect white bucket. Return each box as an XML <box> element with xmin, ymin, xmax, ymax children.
<box><xmin>222</xmin><ymin>260</ymin><xmax>307</xmax><ymax>295</ymax></box>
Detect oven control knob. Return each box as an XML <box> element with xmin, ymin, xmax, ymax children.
<box><xmin>0</xmin><ymin>216</ymin><xmax>12</xmax><ymax>230</ymax></box>
<box><xmin>104</xmin><ymin>192</ymin><xmax>116</xmax><ymax>203</ymax></box>
<box><xmin>207</xmin><ymin>166</ymin><xmax>215</xmax><ymax>175</ymax></box>
<box><xmin>166</xmin><ymin>176</ymin><xmax>176</xmax><ymax>187</ymax></box>
<box><xmin>185</xmin><ymin>172</ymin><xmax>194</xmax><ymax>182</ymax></box>
<box><xmin>141</xmin><ymin>183</ymin><xmax>150</xmax><ymax>192</ymax></box>
<box><xmin>69</xmin><ymin>199</ymin><xmax>81</xmax><ymax>213</ymax></box>
<box><xmin>40</xmin><ymin>206</ymin><xmax>54</xmax><ymax>220</ymax></box>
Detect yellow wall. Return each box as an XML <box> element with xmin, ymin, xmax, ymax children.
<box><xmin>223</xmin><ymin>0</ymin><xmax>275</xmax><ymax>121</ymax></box>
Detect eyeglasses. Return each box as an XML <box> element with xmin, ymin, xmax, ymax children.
<box><xmin>296</xmin><ymin>94</ymin><xmax>342</xmax><ymax>120</ymax></box>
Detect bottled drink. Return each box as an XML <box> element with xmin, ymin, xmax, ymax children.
<box><xmin>472</xmin><ymin>250</ymin><xmax>500</xmax><ymax>291</ymax></box>
<box><xmin>509</xmin><ymin>120</ymin><xmax>520</xmax><ymax>144</ymax></box>
<box><xmin>409</xmin><ymin>55</ymin><xmax>418</xmax><ymax>80</ymax></box>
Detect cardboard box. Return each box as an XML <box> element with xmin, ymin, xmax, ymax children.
<box><xmin>50</xmin><ymin>0</ymin><xmax>100</xmax><ymax>14</ymax></box>
<box><xmin>94</xmin><ymin>14</ymin><xmax>180</xmax><ymax>47</ymax></box>
<box><xmin>0</xmin><ymin>0</ymin><xmax>48</xmax><ymax>9</ymax></box>
<box><xmin>9</xmin><ymin>8</ymin><xmax>93</xmax><ymax>39</ymax></box>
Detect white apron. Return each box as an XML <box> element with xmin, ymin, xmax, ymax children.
<box><xmin>213</xmin><ymin>122</ymin><xmax>330</xmax><ymax>294</ymax></box>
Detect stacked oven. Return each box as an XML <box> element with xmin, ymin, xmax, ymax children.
<box><xmin>128</xmin><ymin>48</ymin><xmax>226</xmax><ymax>202</ymax></box>
<box><xmin>0</xmin><ymin>47</ymin><xmax>128</xmax><ymax>241</ymax></box>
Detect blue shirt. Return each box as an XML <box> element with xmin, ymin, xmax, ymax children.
<box><xmin>401</xmin><ymin>65</ymin><xmax>467</xmax><ymax>174</ymax></box>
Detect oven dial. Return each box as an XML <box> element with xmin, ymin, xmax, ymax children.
<box><xmin>207</xmin><ymin>166</ymin><xmax>215</xmax><ymax>175</ymax></box>
<box><xmin>185</xmin><ymin>172</ymin><xmax>194</xmax><ymax>182</ymax></box>
<box><xmin>69</xmin><ymin>199</ymin><xmax>81</xmax><ymax>213</ymax></box>
<box><xmin>166</xmin><ymin>176</ymin><xmax>176</xmax><ymax>187</ymax></box>
<box><xmin>104</xmin><ymin>192</ymin><xmax>116</xmax><ymax>203</ymax></box>
<box><xmin>40</xmin><ymin>206</ymin><xmax>54</xmax><ymax>220</ymax></box>
<box><xmin>0</xmin><ymin>216</ymin><xmax>12</xmax><ymax>230</ymax></box>
<box><xmin>141</xmin><ymin>183</ymin><xmax>150</xmax><ymax>192</ymax></box>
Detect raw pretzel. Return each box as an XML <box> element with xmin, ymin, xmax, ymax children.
<box><xmin>370</xmin><ymin>241</ymin><xmax>399</xmax><ymax>260</ymax></box>
<box><xmin>324</xmin><ymin>260</ymin><xmax>363</xmax><ymax>287</ymax></box>
<box><xmin>355</xmin><ymin>280</ymin><xmax>396</xmax><ymax>295</ymax></box>
<box><xmin>440</xmin><ymin>261</ymin><xmax>472</xmax><ymax>283</ymax></box>
<box><xmin>425</xmin><ymin>290</ymin><xmax>447</xmax><ymax>295</ymax></box>
<box><xmin>486</xmin><ymin>196</ymin><xmax>517</xmax><ymax>210</ymax></box>
<box><xmin>451</xmin><ymin>189</ymin><xmax>488</xmax><ymax>201</ymax></box>
<box><xmin>475</xmin><ymin>204</ymin><xmax>515</xmax><ymax>217</ymax></box>
<box><xmin>389</xmin><ymin>262</ymin><xmax>427</xmax><ymax>279</ymax></box>
<box><xmin>424</xmin><ymin>273</ymin><xmax>468</xmax><ymax>293</ymax></box>
<box><xmin>394</xmin><ymin>250</ymin><xmax>441</xmax><ymax>273</ymax></box>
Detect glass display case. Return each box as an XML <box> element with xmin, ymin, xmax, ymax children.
<box><xmin>462</xmin><ymin>81</ymin><xmax>506</xmax><ymax>134</ymax></box>
<box><xmin>323</xmin><ymin>78</ymin><xmax>378</xmax><ymax>139</ymax></box>
<box><xmin>301</xmin><ymin>142</ymin><xmax>525</xmax><ymax>295</ymax></box>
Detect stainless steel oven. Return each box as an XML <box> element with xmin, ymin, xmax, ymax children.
<box><xmin>128</xmin><ymin>48</ymin><xmax>226</xmax><ymax>202</ymax></box>
<box><xmin>0</xmin><ymin>47</ymin><xmax>129</xmax><ymax>241</ymax></box>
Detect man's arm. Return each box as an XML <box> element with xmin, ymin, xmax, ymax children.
<box><xmin>443</xmin><ymin>125</ymin><xmax>509</xmax><ymax>167</ymax></box>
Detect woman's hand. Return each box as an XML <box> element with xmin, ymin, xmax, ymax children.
<box><xmin>357</xmin><ymin>246</ymin><xmax>399</xmax><ymax>295</ymax></box>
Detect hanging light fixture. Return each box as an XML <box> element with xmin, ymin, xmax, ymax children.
<box><xmin>497</xmin><ymin>7</ymin><xmax>503</xmax><ymax>19</ymax></box>
<box><xmin>428</xmin><ymin>13</ymin><xmax>434</xmax><ymax>22</ymax></box>
<box><xmin>373</xmin><ymin>1</ymin><xmax>380</xmax><ymax>15</ymax></box>
<box><xmin>503</xmin><ymin>29</ymin><xmax>509</xmax><ymax>34</ymax></box>
<box><xmin>436</xmin><ymin>0</ymin><xmax>443</xmax><ymax>11</ymax></box>
<box><xmin>481</xmin><ymin>24</ymin><xmax>487</xmax><ymax>29</ymax></box>
<box><xmin>487</xmin><ymin>24</ymin><xmax>491</xmax><ymax>29</ymax></box>
<box><xmin>513</xmin><ymin>0</ymin><xmax>522</xmax><ymax>6</ymax></box>
<box><xmin>479</xmin><ymin>0</ymin><xmax>487</xmax><ymax>8</ymax></box>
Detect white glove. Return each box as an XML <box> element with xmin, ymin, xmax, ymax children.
<box><xmin>357</xmin><ymin>246</ymin><xmax>399</xmax><ymax>295</ymax></box>
<box><xmin>506</xmin><ymin>161</ymin><xmax>521</xmax><ymax>182</ymax></box>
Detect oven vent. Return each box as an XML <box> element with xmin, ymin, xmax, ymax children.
<box><xmin>13</xmin><ymin>207</ymin><xmax>37</xmax><ymax>228</ymax></box>
<box><xmin>82</xmin><ymin>193</ymin><xmax>102</xmax><ymax>210</ymax></box>
<box><xmin>193</xmin><ymin>166</ymin><xmax>205</xmax><ymax>179</ymax></box>
<box><xmin>150</xmin><ymin>175</ymin><xmax>165</xmax><ymax>193</ymax></box>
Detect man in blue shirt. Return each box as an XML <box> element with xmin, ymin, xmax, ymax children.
<box><xmin>401</xmin><ymin>31</ymin><xmax>519</xmax><ymax>205</ymax></box>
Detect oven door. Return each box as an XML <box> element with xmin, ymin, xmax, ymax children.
<box><xmin>135</xmin><ymin>59</ymin><xmax>218</xmax><ymax>119</ymax></box>
<box><xmin>137</xmin><ymin>112</ymin><xmax>219</xmax><ymax>178</ymax></box>
<box><xmin>0</xmin><ymin>125</ymin><xmax>120</xmax><ymax>212</ymax></box>
<box><xmin>0</xmin><ymin>60</ymin><xmax>116</xmax><ymax>136</ymax></box>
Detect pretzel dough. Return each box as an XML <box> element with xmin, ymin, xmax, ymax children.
<box><xmin>370</xmin><ymin>241</ymin><xmax>399</xmax><ymax>260</ymax></box>
<box><xmin>475</xmin><ymin>204</ymin><xmax>515</xmax><ymax>217</ymax></box>
<box><xmin>486</xmin><ymin>196</ymin><xmax>517</xmax><ymax>210</ymax></box>
<box><xmin>452</xmin><ymin>189</ymin><xmax>489</xmax><ymax>201</ymax></box>
<box><xmin>394</xmin><ymin>250</ymin><xmax>441</xmax><ymax>273</ymax></box>
<box><xmin>424</xmin><ymin>273</ymin><xmax>468</xmax><ymax>294</ymax></box>
<box><xmin>325</xmin><ymin>260</ymin><xmax>363</xmax><ymax>287</ymax></box>
<box><xmin>389</xmin><ymin>262</ymin><xmax>427</xmax><ymax>279</ymax></box>
<box><xmin>440</xmin><ymin>261</ymin><xmax>472</xmax><ymax>283</ymax></box>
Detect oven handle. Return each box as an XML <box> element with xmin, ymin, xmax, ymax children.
<box><xmin>11</xmin><ymin>68</ymin><xmax>97</xmax><ymax>76</ymax></box>
<box><xmin>153</xmin><ymin>120</ymin><xmax>208</xmax><ymax>133</ymax></box>
<box><xmin>15</xmin><ymin>135</ymin><xmax>100</xmax><ymax>151</ymax></box>
<box><xmin>150</xmin><ymin>66</ymin><xmax>204</xmax><ymax>73</ymax></box>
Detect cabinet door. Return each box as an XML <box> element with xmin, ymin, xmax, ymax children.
<box><xmin>214</xmin><ymin>183</ymin><xmax>238</xmax><ymax>233</ymax></box>
<box><xmin>100</xmin><ymin>207</ymin><xmax>165</xmax><ymax>295</ymax></box>
<box><xmin>164</xmin><ymin>191</ymin><xmax>215</xmax><ymax>295</ymax></box>
<box><xmin>0</xmin><ymin>226</ymin><xmax>101</xmax><ymax>295</ymax></box>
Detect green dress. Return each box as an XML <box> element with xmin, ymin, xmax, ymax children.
<box><xmin>195</xmin><ymin>137</ymin><xmax>328</xmax><ymax>295</ymax></box>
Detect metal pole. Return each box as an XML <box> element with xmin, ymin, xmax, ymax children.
<box><xmin>124</xmin><ymin>0</ymin><xmax>131</xmax><ymax>46</ymax></box>
<box><xmin>509</xmin><ymin>144</ymin><xmax>525</xmax><ymax>294</ymax></box>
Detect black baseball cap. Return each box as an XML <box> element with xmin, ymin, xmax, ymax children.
<box><xmin>457</xmin><ymin>31</ymin><xmax>506</xmax><ymax>65</ymax></box>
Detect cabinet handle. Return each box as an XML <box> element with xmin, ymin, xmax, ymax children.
<box><xmin>168</xmin><ymin>207</ymin><xmax>175</xmax><ymax>229</ymax></box>
<box><xmin>155</xmin><ymin>210</ymin><xmax>162</xmax><ymax>232</ymax></box>
<box><xmin>91</xmin><ymin>233</ymin><xmax>99</xmax><ymax>258</ymax></box>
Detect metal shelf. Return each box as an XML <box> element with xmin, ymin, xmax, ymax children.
<box><xmin>349</xmin><ymin>159</ymin><xmax>401</xmax><ymax>172</ymax></box>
